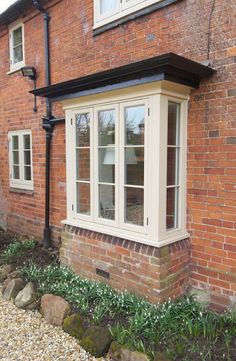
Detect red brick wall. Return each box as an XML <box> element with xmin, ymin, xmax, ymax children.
<box><xmin>0</xmin><ymin>0</ymin><xmax>235</xmax><ymax>306</ymax></box>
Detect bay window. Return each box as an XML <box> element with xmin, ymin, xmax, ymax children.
<box><xmin>65</xmin><ymin>82</ymin><xmax>188</xmax><ymax>246</ymax></box>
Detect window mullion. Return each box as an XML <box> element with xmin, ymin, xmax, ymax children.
<box><xmin>19</xmin><ymin>134</ymin><xmax>24</xmax><ymax>183</ymax></box>
<box><xmin>143</xmin><ymin>100</ymin><xmax>149</xmax><ymax>229</ymax></box>
<box><xmin>158</xmin><ymin>95</ymin><xmax>168</xmax><ymax>240</ymax></box>
<box><xmin>94</xmin><ymin>108</ymin><xmax>99</xmax><ymax>222</ymax></box>
<box><xmin>119</xmin><ymin>103</ymin><xmax>125</xmax><ymax>229</ymax></box>
<box><xmin>90</xmin><ymin>108</ymin><xmax>95</xmax><ymax>221</ymax></box>
<box><xmin>115</xmin><ymin>105</ymin><xmax>119</xmax><ymax>226</ymax></box>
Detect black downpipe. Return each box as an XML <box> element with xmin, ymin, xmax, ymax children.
<box><xmin>42</xmin><ymin>122</ymin><xmax>53</xmax><ymax>248</ymax></box>
<box><xmin>33</xmin><ymin>1</ymin><xmax>65</xmax><ymax>248</ymax></box>
<box><xmin>42</xmin><ymin>10</ymin><xmax>52</xmax><ymax>248</ymax></box>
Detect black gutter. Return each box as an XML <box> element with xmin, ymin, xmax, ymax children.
<box><xmin>32</xmin><ymin>0</ymin><xmax>65</xmax><ymax>248</ymax></box>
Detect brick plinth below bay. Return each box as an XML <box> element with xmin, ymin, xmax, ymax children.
<box><xmin>60</xmin><ymin>225</ymin><xmax>190</xmax><ymax>303</ymax></box>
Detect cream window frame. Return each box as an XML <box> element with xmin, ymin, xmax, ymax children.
<box><xmin>9</xmin><ymin>22</ymin><xmax>25</xmax><ymax>73</ymax></box>
<box><xmin>94</xmin><ymin>0</ymin><xmax>164</xmax><ymax>28</ymax></box>
<box><xmin>94</xmin><ymin>104</ymin><xmax>119</xmax><ymax>228</ymax></box>
<box><xmin>8</xmin><ymin>130</ymin><xmax>33</xmax><ymax>191</ymax></box>
<box><xmin>64</xmin><ymin>81</ymin><xmax>189</xmax><ymax>247</ymax></box>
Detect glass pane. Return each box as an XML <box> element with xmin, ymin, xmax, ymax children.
<box><xmin>13</xmin><ymin>45</ymin><xmax>23</xmax><ymax>63</ymax></box>
<box><xmin>167</xmin><ymin>148</ymin><xmax>179</xmax><ymax>186</ymax></box>
<box><xmin>125</xmin><ymin>0</ymin><xmax>143</xmax><ymax>5</ymax></box>
<box><xmin>77</xmin><ymin>183</ymin><xmax>90</xmax><ymax>215</ymax></box>
<box><xmin>23</xmin><ymin>134</ymin><xmax>30</xmax><ymax>150</ymax></box>
<box><xmin>168</xmin><ymin>102</ymin><xmax>180</xmax><ymax>145</ymax></box>
<box><xmin>98</xmin><ymin>109</ymin><xmax>115</xmax><ymax>146</ymax></box>
<box><xmin>125</xmin><ymin>187</ymin><xmax>144</xmax><ymax>226</ymax></box>
<box><xmin>76</xmin><ymin>113</ymin><xmax>90</xmax><ymax>147</ymax></box>
<box><xmin>13</xmin><ymin>165</ymin><xmax>20</xmax><ymax>180</ymax></box>
<box><xmin>24</xmin><ymin>150</ymin><xmax>31</xmax><ymax>166</ymax></box>
<box><xmin>12</xmin><ymin>136</ymin><xmax>19</xmax><ymax>150</ymax></box>
<box><xmin>99</xmin><ymin>184</ymin><xmax>115</xmax><ymax>220</ymax></box>
<box><xmin>24</xmin><ymin>166</ymin><xmax>31</xmax><ymax>181</ymax></box>
<box><xmin>99</xmin><ymin>148</ymin><xmax>115</xmax><ymax>183</ymax></box>
<box><xmin>125</xmin><ymin>147</ymin><xmax>144</xmax><ymax>186</ymax></box>
<box><xmin>100</xmin><ymin>0</ymin><xmax>118</xmax><ymax>15</ymax></box>
<box><xmin>13</xmin><ymin>151</ymin><xmax>19</xmax><ymax>165</ymax></box>
<box><xmin>13</xmin><ymin>27</ymin><xmax>22</xmax><ymax>46</ymax></box>
<box><xmin>125</xmin><ymin>105</ymin><xmax>145</xmax><ymax>145</ymax></box>
<box><xmin>76</xmin><ymin>149</ymin><xmax>90</xmax><ymax>181</ymax></box>
<box><xmin>166</xmin><ymin>187</ymin><xmax>178</xmax><ymax>230</ymax></box>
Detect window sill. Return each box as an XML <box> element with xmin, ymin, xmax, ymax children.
<box><xmin>93</xmin><ymin>0</ymin><xmax>181</xmax><ymax>36</ymax></box>
<box><xmin>61</xmin><ymin>218</ymin><xmax>189</xmax><ymax>248</ymax></box>
<box><xmin>7</xmin><ymin>64</ymin><xmax>25</xmax><ymax>75</ymax></box>
<box><xmin>9</xmin><ymin>187</ymin><xmax>34</xmax><ymax>196</ymax></box>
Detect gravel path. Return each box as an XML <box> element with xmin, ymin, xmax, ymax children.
<box><xmin>0</xmin><ymin>287</ymin><xmax>104</xmax><ymax>361</ymax></box>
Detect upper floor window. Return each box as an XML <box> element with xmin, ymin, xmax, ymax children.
<box><xmin>94</xmin><ymin>0</ymin><xmax>164</xmax><ymax>28</ymax></box>
<box><xmin>9</xmin><ymin>22</ymin><xmax>25</xmax><ymax>72</ymax></box>
<box><xmin>8</xmin><ymin>130</ymin><xmax>33</xmax><ymax>191</ymax></box>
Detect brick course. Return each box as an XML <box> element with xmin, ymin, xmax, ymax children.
<box><xmin>0</xmin><ymin>0</ymin><xmax>235</xmax><ymax>307</ymax></box>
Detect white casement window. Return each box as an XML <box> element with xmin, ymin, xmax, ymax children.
<box><xmin>94</xmin><ymin>0</ymin><xmax>164</xmax><ymax>28</ymax></box>
<box><xmin>8</xmin><ymin>130</ymin><xmax>33</xmax><ymax>191</ymax></box>
<box><xmin>9</xmin><ymin>22</ymin><xmax>25</xmax><ymax>72</ymax></box>
<box><xmin>65</xmin><ymin>82</ymin><xmax>189</xmax><ymax>246</ymax></box>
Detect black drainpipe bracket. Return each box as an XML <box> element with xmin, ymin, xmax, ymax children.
<box><xmin>42</xmin><ymin>117</ymin><xmax>54</xmax><ymax>133</ymax></box>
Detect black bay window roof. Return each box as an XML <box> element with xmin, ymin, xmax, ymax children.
<box><xmin>31</xmin><ymin>53</ymin><xmax>215</xmax><ymax>102</ymax></box>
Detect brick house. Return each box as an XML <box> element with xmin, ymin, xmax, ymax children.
<box><xmin>0</xmin><ymin>0</ymin><xmax>235</xmax><ymax>311</ymax></box>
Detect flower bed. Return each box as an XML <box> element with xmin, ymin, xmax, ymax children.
<box><xmin>21</xmin><ymin>262</ymin><xmax>236</xmax><ymax>361</ymax></box>
<box><xmin>0</xmin><ymin>235</ymin><xmax>236</xmax><ymax>361</ymax></box>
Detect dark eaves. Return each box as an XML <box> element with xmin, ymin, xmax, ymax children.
<box><xmin>0</xmin><ymin>0</ymin><xmax>48</xmax><ymax>25</ymax></box>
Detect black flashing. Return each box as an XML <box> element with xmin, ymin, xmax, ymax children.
<box><xmin>31</xmin><ymin>53</ymin><xmax>215</xmax><ymax>100</ymax></box>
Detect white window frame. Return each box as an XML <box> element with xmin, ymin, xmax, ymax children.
<box><xmin>8</xmin><ymin>130</ymin><xmax>33</xmax><ymax>191</ymax></box>
<box><xmin>9</xmin><ymin>21</ymin><xmax>25</xmax><ymax>73</ymax></box>
<box><xmin>94</xmin><ymin>0</ymin><xmax>164</xmax><ymax>28</ymax></box>
<box><xmin>64</xmin><ymin>81</ymin><xmax>190</xmax><ymax>247</ymax></box>
<box><xmin>97</xmin><ymin>0</ymin><xmax>120</xmax><ymax>21</ymax></box>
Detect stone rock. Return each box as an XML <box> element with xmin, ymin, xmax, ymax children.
<box><xmin>2</xmin><ymin>270</ymin><xmax>22</xmax><ymax>292</ymax></box>
<box><xmin>153</xmin><ymin>352</ymin><xmax>171</xmax><ymax>361</ymax></box>
<box><xmin>80</xmin><ymin>326</ymin><xmax>112</xmax><ymax>357</ymax></box>
<box><xmin>63</xmin><ymin>313</ymin><xmax>85</xmax><ymax>339</ymax></box>
<box><xmin>15</xmin><ymin>282</ymin><xmax>36</xmax><ymax>309</ymax></box>
<box><xmin>0</xmin><ymin>264</ymin><xmax>13</xmax><ymax>282</ymax></box>
<box><xmin>108</xmin><ymin>342</ymin><xmax>149</xmax><ymax>361</ymax></box>
<box><xmin>2</xmin><ymin>278</ymin><xmax>25</xmax><ymax>301</ymax></box>
<box><xmin>41</xmin><ymin>294</ymin><xmax>71</xmax><ymax>326</ymax></box>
